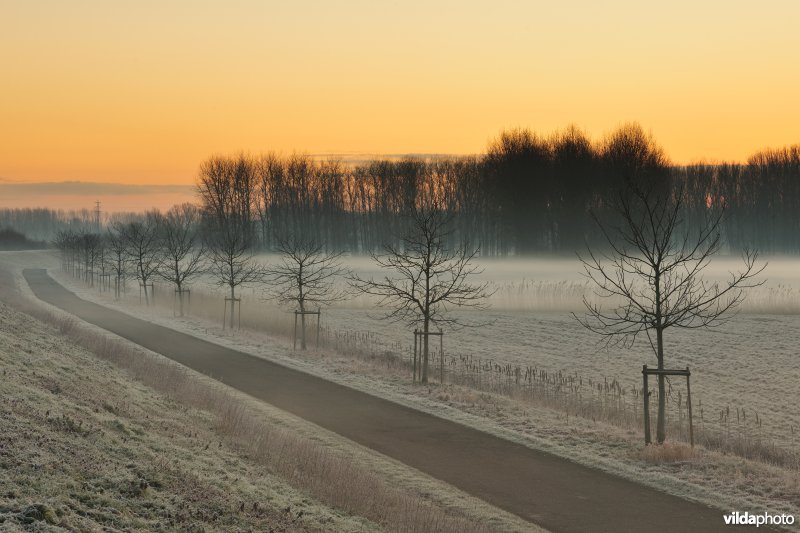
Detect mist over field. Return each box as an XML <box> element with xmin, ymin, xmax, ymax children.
<box><xmin>5</xmin><ymin>1</ymin><xmax>800</xmax><ymax>530</ymax></box>
<box><xmin>4</xmin><ymin>137</ymin><xmax>800</xmax><ymax>532</ymax></box>
<box><xmin>327</xmin><ymin>255</ymin><xmax>800</xmax><ymax>313</ymax></box>
<box><xmin>160</xmin><ymin>253</ymin><xmax>798</xmax><ymax>452</ymax></box>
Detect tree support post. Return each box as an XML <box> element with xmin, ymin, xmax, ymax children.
<box><xmin>642</xmin><ymin>365</ymin><xmax>652</xmax><ymax>445</ymax></box>
<box><xmin>293</xmin><ymin>311</ymin><xmax>298</xmax><ymax>350</ymax></box>
<box><xmin>316</xmin><ymin>307</ymin><xmax>321</xmax><ymax>347</ymax></box>
<box><xmin>642</xmin><ymin>365</ymin><xmax>694</xmax><ymax>447</ymax></box>
<box><xmin>439</xmin><ymin>328</ymin><xmax>444</xmax><ymax>384</ymax></box>
<box><xmin>223</xmin><ymin>297</ymin><xmax>241</xmax><ymax>330</ymax></box>
<box><xmin>412</xmin><ymin>329</ymin><xmax>445</xmax><ymax>385</ymax></box>
<box><xmin>139</xmin><ymin>282</ymin><xmax>154</xmax><ymax>305</ymax></box>
<box><xmin>174</xmin><ymin>289</ymin><xmax>191</xmax><ymax>316</ymax></box>
<box><xmin>686</xmin><ymin>366</ymin><xmax>694</xmax><ymax>448</ymax></box>
<box><xmin>293</xmin><ymin>309</ymin><xmax>321</xmax><ymax>350</ymax></box>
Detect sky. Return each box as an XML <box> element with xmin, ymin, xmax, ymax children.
<box><xmin>1</xmin><ymin>0</ymin><xmax>799</xmax><ymax>202</ymax></box>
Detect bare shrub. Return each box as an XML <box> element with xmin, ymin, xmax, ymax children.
<box><xmin>638</xmin><ymin>442</ymin><xmax>696</xmax><ymax>464</ymax></box>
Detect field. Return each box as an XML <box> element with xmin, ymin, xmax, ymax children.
<box><xmin>0</xmin><ymin>301</ymin><xmax>376</xmax><ymax>531</ymax></box>
<box><xmin>321</xmin><ymin>309</ymin><xmax>800</xmax><ymax>451</ymax></box>
<box><xmin>8</xmin><ymin>250</ymin><xmax>800</xmax><ymax>525</ymax></box>
<box><xmin>180</xmin><ymin>254</ymin><xmax>800</xmax><ymax>455</ymax></box>
<box><xmin>0</xmin><ymin>253</ymin><xmax>537</xmax><ymax>532</ymax></box>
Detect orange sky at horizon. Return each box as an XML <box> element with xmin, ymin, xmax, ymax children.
<box><xmin>2</xmin><ymin>1</ymin><xmax>799</xmax><ymax>187</ymax></box>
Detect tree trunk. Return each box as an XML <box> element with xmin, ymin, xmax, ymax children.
<box><xmin>230</xmin><ymin>283</ymin><xmax>236</xmax><ymax>328</ymax></box>
<box><xmin>176</xmin><ymin>259</ymin><xmax>183</xmax><ymax>316</ymax></box>
<box><xmin>656</xmin><ymin>326</ymin><xmax>666</xmax><ymax>444</ymax></box>
<box><xmin>654</xmin><ymin>268</ymin><xmax>666</xmax><ymax>445</ymax></box>
<box><xmin>142</xmin><ymin>269</ymin><xmax>149</xmax><ymax>306</ymax></box>
<box><xmin>299</xmin><ymin>273</ymin><xmax>307</xmax><ymax>350</ymax></box>
<box><xmin>177</xmin><ymin>281</ymin><xmax>184</xmax><ymax>317</ymax></box>
<box><xmin>299</xmin><ymin>300</ymin><xmax>307</xmax><ymax>350</ymax></box>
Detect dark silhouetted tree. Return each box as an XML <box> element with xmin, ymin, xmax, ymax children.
<box><xmin>575</xmin><ymin>177</ymin><xmax>764</xmax><ymax>444</ymax></box>
<box><xmin>105</xmin><ymin>226</ymin><xmax>129</xmax><ymax>299</ymax></box>
<box><xmin>156</xmin><ymin>203</ymin><xmax>206</xmax><ymax>316</ymax></box>
<box><xmin>205</xmin><ymin>219</ymin><xmax>262</xmax><ymax>328</ymax></box>
<box><xmin>117</xmin><ymin>214</ymin><xmax>162</xmax><ymax>305</ymax></box>
<box><xmin>265</xmin><ymin>233</ymin><xmax>348</xmax><ymax>349</ymax></box>
<box><xmin>350</xmin><ymin>208</ymin><xmax>492</xmax><ymax>383</ymax></box>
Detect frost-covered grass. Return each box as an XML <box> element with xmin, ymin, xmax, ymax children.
<box><xmin>0</xmin><ymin>253</ymin><xmax>537</xmax><ymax>533</ymax></box>
<box><xmin>11</xmin><ymin>250</ymin><xmax>800</xmax><ymax>528</ymax></box>
<box><xmin>96</xmin><ymin>252</ymin><xmax>800</xmax><ymax>460</ymax></box>
<box><xmin>0</xmin><ymin>303</ymin><xmax>378</xmax><ymax>531</ymax></box>
<box><xmin>319</xmin><ymin>307</ymin><xmax>800</xmax><ymax>462</ymax></box>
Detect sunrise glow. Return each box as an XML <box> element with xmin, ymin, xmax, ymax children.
<box><xmin>2</xmin><ymin>1</ymin><xmax>799</xmax><ymax>187</ymax></box>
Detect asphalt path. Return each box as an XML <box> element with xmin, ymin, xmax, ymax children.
<box><xmin>24</xmin><ymin>268</ymin><xmax>761</xmax><ymax>532</ymax></box>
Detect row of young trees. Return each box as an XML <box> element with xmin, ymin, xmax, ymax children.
<box><xmin>49</xmin><ymin>123</ymin><xmax>774</xmax><ymax>446</ymax></box>
<box><xmin>52</xmin><ymin>203</ymin><xmax>357</xmax><ymax>349</ymax></box>
<box><xmin>54</xmin><ymin>183</ymin><xmax>765</xmax><ymax>445</ymax></box>
<box><xmin>54</xmin><ymin>206</ymin><xmax>204</xmax><ymax>309</ymax></box>
<box><xmin>53</xmin><ymin>197</ymin><xmax>493</xmax><ymax>378</ymax></box>
<box><xmin>4</xmin><ymin>125</ymin><xmax>797</xmax><ymax>255</ymax></box>
<box><xmin>196</xmin><ymin>124</ymin><xmax>800</xmax><ymax>255</ymax></box>
<box><xmin>196</xmin><ymin>133</ymin><xmax>768</xmax><ymax>444</ymax></box>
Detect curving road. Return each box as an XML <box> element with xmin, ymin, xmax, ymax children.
<box><xmin>24</xmin><ymin>268</ymin><xmax>762</xmax><ymax>532</ymax></box>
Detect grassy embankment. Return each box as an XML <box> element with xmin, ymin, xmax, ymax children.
<box><xmin>0</xmin><ymin>263</ymin><xmax>536</xmax><ymax>532</ymax></box>
<box><xmin>48</xmin><ymin>264</ymin><xmax>800</xmax><ymax>525</ymax></box>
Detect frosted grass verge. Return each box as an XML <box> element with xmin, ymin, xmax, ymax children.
<box><xmin>37</xmin><ymin>259</ymin><xmax>800</xmax><ymax>529</ymax></box>
<box><xmin>0</xmin><ymin>258</ymin><xmax>538</xmax><ymax>533</ymax></box>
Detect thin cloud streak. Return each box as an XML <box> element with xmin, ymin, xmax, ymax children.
<box><xmin>0</xmin><ymin>182</ymin><xmax>196</xmax><ymax>213</ymax></box>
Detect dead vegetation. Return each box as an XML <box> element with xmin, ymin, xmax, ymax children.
<box><xmin>78</xmin><ymin>267</ymin><xmax>800</xmax><ymax>473</ymax></box>
<box><xmin>0</xmin><ymin>265</ymin><xmax>531</xmax><ymax>532</ymax></box>
<box><xmin>637</xmin><ymin>442</ymin><xmax>696</xmax><ymax>464</ymax></box>
<box><xmin>0</xmin><ymin>301</ymin><xmax>362</xmax><ymax>531</ymax></box>
<box><xmin>36</xmin><ymin>254</ymin><xmax>800</xmax><ymax>522</ymax></box>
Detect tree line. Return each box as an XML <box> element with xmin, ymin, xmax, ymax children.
<box><xmin>0</xmin><ymin>207</ymin><xmax>100</xmax><ymax>242</ymax></box>
<box><xmin>5</xmin><ymin>124</ymin><xmax>798</xmax><ymax>254</ymax></box>
<box><xmin>52</xmin><ymin>134</ymin><xmax>771</xmax><ymax>429</ymax></box>
<box><xmin>53</xmin><ymin>205</ymin><xmax>351</xmax><ymax>349</ymax></box>
<box><xmin>195</xmin><ymin>124</ymin><xmax>800</xmax><ymax>255</ymax></box>
<box><xmin>53</xmin><ymin>202</ymin><xmax>492</xmax><ymax>382</ymax></box>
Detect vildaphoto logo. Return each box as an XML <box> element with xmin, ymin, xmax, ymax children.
<box><xmin>724</xmin><ymin>511</ymin><xmax>794</xmax><ymax>527</ymax></box>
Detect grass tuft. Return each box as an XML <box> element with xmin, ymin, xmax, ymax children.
<box><xmin>638</xmin><ymin>442</ymin><xmax>696</xmax><ymax>464</ymax></box>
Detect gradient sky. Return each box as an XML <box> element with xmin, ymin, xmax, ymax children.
<box><xmin>2</xmin><ymin>0</ymin><xmax>799</xmax><ymax>187</ymax></box>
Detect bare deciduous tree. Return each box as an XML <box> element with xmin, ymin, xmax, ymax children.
<box><xmin>117</xmin><ymin>214</ymin><xmax>162</xmax><ymax>305</ymax></box>
<box><xmin>575</xmin><ymin>178</ymin><xmax>765</xmax><ymax>444</ymax></box>
<box><xmin>54</xmin><ymin>230</ymin><xmax>80</xmax><ymax>277</ymax></box>
<box><xmin>79</xmin><ymin>231</ymin><xmax>103</xmax><ymax>287</ymax></box>
<box><xmin>350</xmin><ymin>208</ymin><xmax>492</xmax><ymax>383</ymax></box>
<box><xmin>264</xmin><ymin>233</ymin><xmax>348</xmax><ymax>349</ymax></box>
<box><xmin>104</xmin><ymin>226</ymin><xmax>129</xmax><ymax>299</ymax></box>
<box><xmin>197</xmin><ymin>153</ymin><xmax>257</xmax><ymax>243</ymax></box>
<box><xmin>205</xmin><ymin>221</ymin><xmax>262</xmax><ymax>328</ymax></box>
<box><xmin>156</xmin><ymin>203</ymin><xmax>206</xmax><ymax>316</ymax></box>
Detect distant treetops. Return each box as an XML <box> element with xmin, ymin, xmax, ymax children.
<box><xmin>194</xmin><ymin>124</ymin><xmax>800</xmax><ymax>255</ymax></box>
